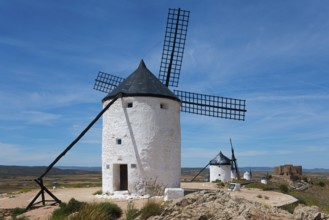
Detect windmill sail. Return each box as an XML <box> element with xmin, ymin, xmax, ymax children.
<box><xmin>174</xmin><ymin>90</ymin><xmax>246</xmax><ymax>121</ymax></box>
<box><xmin>94</xmin><ymin>71</ymin><xmax>125</xmax><ymax>94</ymax></box>
<box><xmin>93</xmin><ymin>8</ymin><xmax>247</xmax><ymax>121</ymax></box>
<box><xmin>158</xmin><ymin>8</ymin><xmax>190</xmax><ymax>87</ymax></box>
<box><xmin>230</xmin><ymin>138</ymin><xmax>240</xmax><ymax>179</ymax></box>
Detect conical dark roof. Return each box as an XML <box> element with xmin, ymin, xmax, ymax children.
<box><xmin>219</xmin><ymin>151</ymin><xmax>231</xmax><ymax>165</ymax></box>
<box><xmin>103</xmin><ymin>60</ymin><xmax>179</xmax><ymax>102</ymax></box>
<box><xmin>209</xmin><ymin>159</ymin><xmax>219</xmax><ymax>165</ymax></box>
<box><xmin>209</xmin><ymin>151</ymin><xmax>231</xmax><ymax>166</ymax></box>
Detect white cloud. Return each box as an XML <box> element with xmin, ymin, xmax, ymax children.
<box><xmin>21</xmin><ymin>111</ymin><xmax>62</xmax><ymax>125</ymax></box>
<box><xmin>0</xmin><ymin>142</ymin><xmax>54</xmax><ymax>165</ymax></box>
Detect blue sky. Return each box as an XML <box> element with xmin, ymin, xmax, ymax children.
<box><xmin>1</xmin><ymin>1</ymin><xmax>328</xmax><ymax>169</ymax></box>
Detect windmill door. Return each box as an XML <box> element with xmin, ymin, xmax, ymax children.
<box><xmin>120</xmin><ymin>164</ymin><xmax>128</xmax><ymax>190</ymax></box>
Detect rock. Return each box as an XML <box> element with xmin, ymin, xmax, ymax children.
<box><xmin>149</xmin><ymin>190</ymin><xmax>295</xmax><ymax>220</ymax></box>
<box><xmin>148</xmin><ymin>190</ymin><xmax>329</xmax><ymax>220</ymax></box>
<box><xmin>293</xmin><ymin>204</ymin><xmax>329</xmax><ymax>220</ymax></box>
<box><xmin>164</xmin><ymin>188</ymin><xmax>184</xmax><ymax>201</ymax></box>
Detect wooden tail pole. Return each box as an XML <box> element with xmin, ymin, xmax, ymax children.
<box><xmin>26</xmin><ymin>94</ymin><xmax>121</xmax><ymax>210</ymax></box>
<box><xmin>190</xmin><ymin>163</ymin><xmax>209</xmax><ymax>182</ymax></box>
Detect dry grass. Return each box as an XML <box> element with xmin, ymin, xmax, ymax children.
<box><xmin>289</xmin><ymin>180</ymin><xmax>329</xmax><ymax>214</ymax></box>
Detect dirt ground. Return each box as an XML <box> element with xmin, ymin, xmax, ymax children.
<box><xmin>0</xmin><ymin>183</ymin><xmax>297</xmax><ymax>219</ymax></box>
<box><xmin>182</xmin><ymin>182</ymin><xmax>298</xmax><ymax>207</ymax></box>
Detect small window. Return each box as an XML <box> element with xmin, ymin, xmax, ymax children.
<box><xmin>131</xmin><ymin>164</ymin><xmax>137</xmax><ymax>169</ymax></box>
<box><xmin>106</xmin><ymin>164</ymin><xmax>110</xmax><ymax>169</ymax></box>
<box><xmin>116</xmin><ymin>139</ymin><xmax>122</xmax><ymax>145</ymax></box>
<box><xmin>127</xmin><ymin>102</ymin><xmax>133</xmax><ymax>108</ymax></box>
<box><xmin>160</xmin><ymin>103</ymin><xmax>168</xmax><ymax>109</ymax></box>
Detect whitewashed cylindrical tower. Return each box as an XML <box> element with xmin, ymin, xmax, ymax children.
<box><xmin>243</xmin><ymin>171</ymin><xmax>251</xmax><ymax>180</ymax></box>
<box><xmin>209</xmin><ymin>160</ymin><xmax>221</xmax><ymax>182</ymax></box>
<box><xmin>209</xmin><ymin>151</ymin><xmax>232</xmax><ymax>183</ymax></box>
<box><xmin>102</xmin><ymin>60</ymin><xmax>181</xmax><ymax>194</ymax></box>
<box><xmin>218</xmin><ymin>152</ymin><xmax>232</xmax><ymax>182</ymax></box>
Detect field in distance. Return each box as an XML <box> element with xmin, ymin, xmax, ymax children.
<box><xmin>1</xmin><ymin>165</ymin><xmax>328</xmax><ymax>194</ymax></box>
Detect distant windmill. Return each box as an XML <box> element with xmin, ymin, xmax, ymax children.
<box><xmin>191</xmin><ymin>138</ymin><xmax>240</xmax><ymax>182</ymax></box>
<box><xmin>94</xmin><ymin>8</ymin><xmax>247</xmax><ymax>194</ymax></box>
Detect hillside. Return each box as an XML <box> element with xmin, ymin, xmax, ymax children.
<box><xmin>0</xmin><ymin>165</ymin><xmax>100</xmax><ymax>177</ymax></box>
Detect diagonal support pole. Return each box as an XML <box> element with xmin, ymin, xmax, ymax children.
<box><xmin>26</xmin><ymin>178</ymin><xmax>61</xmax><ymax>210</ymax></box>
<box><xmin>26</xmin><ymin>94</ymin><xmax>121</xmax><ymax>210</ymax></box>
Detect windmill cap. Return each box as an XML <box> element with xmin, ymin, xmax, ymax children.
<box><xmin>219</xmin><ymin>152</ymin><xmax>231</xmax><ymax>165</ymax></box>
<box><xmin>103</xmin><ymin>60</ymin><xmax>180</xmax><ymax>102</ymax></box>
<box><xmin>209</xmin><ymin>151</ymin><xmax>231</xmax><ymax>165</ymax></box>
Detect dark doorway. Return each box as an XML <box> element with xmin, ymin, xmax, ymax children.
<box><xmin>120</xmin><ymin>164</ymin><xmax>128</xmax><ymax>190</ymax></box>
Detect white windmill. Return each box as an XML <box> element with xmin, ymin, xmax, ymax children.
<box><xmin>26</xmin><ymin>8</ymin><xmax>246</xmax><ymax>209</ymax></box>
<box><xmin>94</xmin><ymin>8</ymin><xmax>246</xmax><ymax>194</ymax></box>
<box><xmin>101</xmin><ymin>60</ymin><xmax>181</xmax><ymax>193</ymax></box>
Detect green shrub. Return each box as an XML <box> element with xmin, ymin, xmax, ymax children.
<box><xmin>50</xmin><ymin>198</ymin><xmax>86</xmax><ymax>220</ymax></box>
<box><xmin>11</xmin><ymin>208</ymin><xmax>26</xmax><ymax>216</ymax></box>
<box><xmin>140</xmin><ymin>200</ymin><xmax>163</xmax><ymax>220</ymax></box>
<box><xmin>71</xmin><ymin>202</ymin><xmax>122</xmax><ymax>220</ymax></box>
<box><xmin>317</xmin><ymin>181</ymin><xmax>325</xmax><ymax>187</ymax></box>
<box><xmin>125</xmin><ymin>202</ymin><xmax>140</xmax><ymax>220</ymax></box>
<box><xmin>302</xmin><ymin>176</ymin><xmax>309</xmax><ymax>183</ymax></box>
<box><xmin>10</xmin><ymin>207</ymin><xmax>27</xmax><ymax>220</ymax></box>
<box><xmin>51</xmin><ymin>199</ymin><xmax>122</xmax><ymax>220</ymax></box>
<box><xmin>97</xmin><ymin>202</ymin><xmax>122</xmax><ymax>219</ymax></box>
<box><xmin>93</xmin><ymin>189</ymin><xmax>103</xmax><ymax>195</ymax></box>
<box><xmin>279</xmin><ymin>184</ymin><xmax>289</xmax><ymax>193</ymax></box>
<box><xmin>279</xmin><ymin>202</ymin><xmax>299</xmax><ymax>214</ymax></box>
<box><xmin>216</xmin><ymin>181</ymin><xmax>225</xmax><ymax>188</ymax></box>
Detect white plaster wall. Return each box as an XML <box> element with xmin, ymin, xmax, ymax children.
<box><xmin>209</xmin><ymin>165</ymin><xmax>221</xmax><ymax>182</ymax></box>
<box><xmin>102</xmin><ymin>96</ymin><xmax>181</xmax><ymax>194</ymax></box>
<box><xmin>243</xmin><ymin>171</ymin><xmax>251</xmax><ymax>180</ymax></box>
<box><xmin>231</xmin><ymin>170</ymin><xmax>237</xmax><ymax>179</ymax></box>
<box><xmin>219</xmin><ymin>165</ymin><xmax>231</xmax><ymax>182</ymax></box>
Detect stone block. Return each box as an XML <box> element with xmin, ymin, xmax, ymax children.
<box><xmin>164</xmin><ymin>188</ymin><xmax>184</xmax><ymax>201</ymax></box>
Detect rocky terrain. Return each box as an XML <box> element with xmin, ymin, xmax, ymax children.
<box><xmin>149</xmin><ymin>190</ymin><xmax>329</xmax><ymax>220</ymax></box>
<box><xmin>1</xmin><ymin>186</ymin><xmax>329</xmax><ymax>219</ymax></box>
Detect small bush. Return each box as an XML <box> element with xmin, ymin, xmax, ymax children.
<box><xmin>66</xmin><ymin>198</ymin><xmax>86</xmax><ymax>212</ymax></box>
<box><xmin>10</xmin><ymin>207</ymin><xmax>27</xmax><ymax>220</ymax></box>
<box><xmin>279</xmin><ymin>202</ymin><xmax>299</xmax><ymax>214</ymax></box>
<box><xmin>317</xmin><ymin>181</ymin><xmax>325</xmax><ymax>187</ymax></box>
<box><xmin>97</xmin><ymin>202</ymin><xmax>122</xmax><ymax>219</ymax></box>
<box><xmin>11</xmin><ymin>217</ymin><xmax>27</xmax><ymax>220</ymax></box>
<box><xmin>125</xmin><ymin>202</ymin><xmax>140</xmax><ymax>220</ymax></box>
<box><xmin>264</xmin><ymin>196</ymin><xmax>269</xmax><ymax>200</ymax></box>
<box><xmin>279</xmin><ymin>184</ymin><xmax>289</xmax><ymax>193</ymax></box>
<box><xmin>216</xmin><ymin>181</ymin><xmax>225</xmax><ymax>188</ymax></box>
<box><xmin>71</xmin><ymin>202</ymin><xmax>122</xmax><ymax>220</ymax></box>
<box><xmin>140</xmin><ymin>199</ymin><xmax>163</xmax><ymax>220</ymax></box>
<box><xmin>51</xmin><ymin>200</ymin><xmax>122</xmax><ymax>220</ymax></box>
<box><xmin>19</xmin><ymin>189</ymin><xmax>32</xmax><ymax>193</ymax></box>
<box><xmin>11</xmin><ymin>208</ymin><xmax>26</xmax><ymax>216</ymax></box>
<box><xmin>302</xmin><ymin>176</ymin><xmax>309</xmax><ymax>183</ymax></box>
<box><xmin>256</xmin><ymin>194</ymin><xmax>262</xmax><ymax>198</ymax></box>
<box><xmin>50</xmin><ymin>198</ymin><xmax>86</xmax><ymax>220</ymax></box>
<box><xmin>93</xmin><ymin>189</ymin><xmax>103</xmax><ymax>195</ymax></box>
